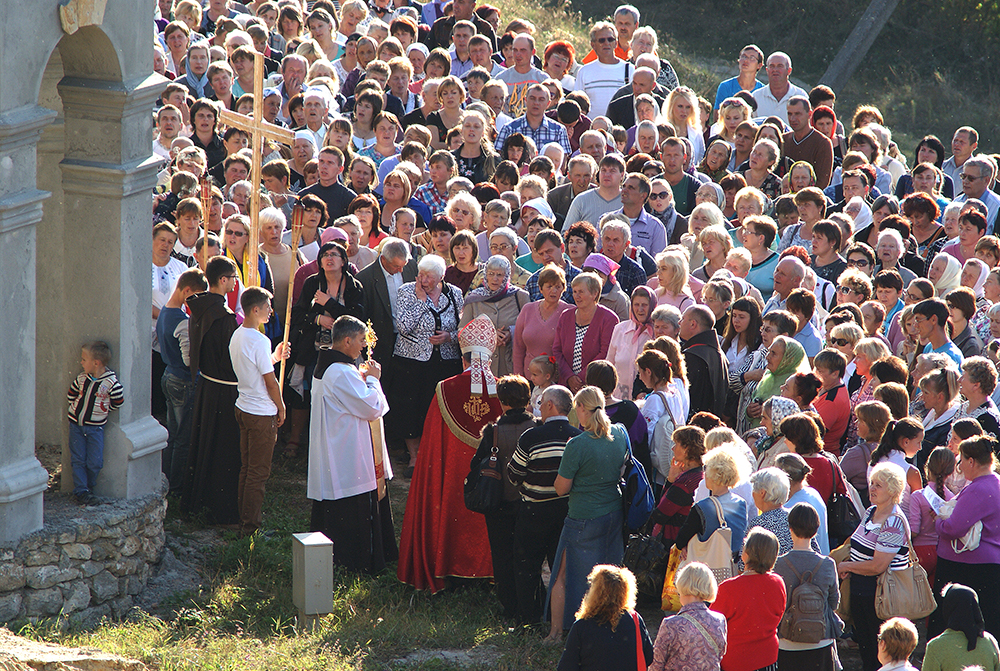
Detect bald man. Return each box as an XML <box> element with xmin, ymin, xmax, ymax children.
<box><xmin>605</xmin><ymin>67</ymin><xmax>658</xmax><ymax>129</ymax></box>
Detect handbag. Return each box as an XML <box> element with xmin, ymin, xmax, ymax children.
<box><xmin>829</xmin><ymin>538</ymin><xmax>852</xmax><ymax>625</ymax></box>
<box><xmin>953</xmin><ymin>521</ymin><xmax>983</xmax><ymax>553</ymax></box>
<box><xmin>874</xmin><ymin>514</ymin><xmax>937</xmax><ymax>621</ymax></box>
<box><xmin>624</xmin><ymin>525</ymin><xmax>670</xmax><ymax>598</ymax></box>
<box><xmin>680</xmin><ymin>497</ymin><xmax>736</xmax><ymax>584</ymax></box>
<box><xmin>825</xmin><ymin>454</ymin><xmax>861</xmax><ymax>547</ymax></box>
<box><xmin>660</xmin><ymin>546</ymin><xmax>684</xmax><ymax>612</ymax></box>
<box><xmin>463</xmin><ymin>425</ymin><xmax>503</xmax><ymax>514</ymax></box>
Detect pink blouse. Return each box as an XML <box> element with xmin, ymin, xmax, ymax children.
<box><xmin>512</xmin><ymin>299</ymin><xmax>572</xmax><ymax>376</ymax></box>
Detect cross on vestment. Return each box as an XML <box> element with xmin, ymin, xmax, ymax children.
<box><xmin>218</xmin><ymin>51</ymin><xmax>296</xmax><ymax>288</ymax></box>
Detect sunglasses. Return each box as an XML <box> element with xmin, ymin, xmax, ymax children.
<box><xmin>225</xmin><ymin>229</ymin><xmax>246</xmax><ymax>237</ymax></box>
<box><xmin>960</xmin><ymin>173</ymin><xmax>983</xmax><ymax>182</ymax></box>
<box><xmin>830</xmin><ymin>337</ymin><xmax>851</xmax><ymax>346</ymax></box>
<box><xmin>846</xmin><ymin>259</ymin><xmax>870</xmax><ymax>268</ymax></box>
<box><xmin>649</xmin><ymin>192</ymin><xmax>669</xmax><ymax>200</ymax></box>
<box><xmin>595</xmin><ymin>36</ymin><xmax>616</xmax><ymax>44</ymax></box>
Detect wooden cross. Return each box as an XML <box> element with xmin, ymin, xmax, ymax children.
<box><xmin>218</xmin><ymin>51</ymin><xmax>296</xmax><ymax>288</ymax></box>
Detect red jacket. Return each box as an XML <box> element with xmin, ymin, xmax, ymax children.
<box><xmin>814</xmin><ymin>384</ymin><xmax>851</xmax><ymax>456</ymax></box>
<box><xmin>711</xmin><ymin>572</ymin><xmax>787</xmax><ymax>671</ymax></box>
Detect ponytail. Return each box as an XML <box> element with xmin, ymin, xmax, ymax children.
<box><xmin>574</xmin><ymin>386</ymin><xmax>613</xmax><ymax>439</ymax></box>
<box><xmin>870</xmin><ymin>416</ymin><xmax>923</xmax><ymax>467</ymax></box>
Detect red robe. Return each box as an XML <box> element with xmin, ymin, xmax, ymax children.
<box><xmin>397</xmin><ymin>371</ymin><xmax>502</xmax><ymax>592</ymax></box>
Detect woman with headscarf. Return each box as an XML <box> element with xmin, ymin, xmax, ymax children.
<box><xmin>929</xmin><ymin>253</ymin><xmax>962</xmax><ymax>296</ymax></box>
<box><xmin>922</xmin><ymin>582</ymin><xmax>1000</xmax><ymax>671</ymax></box>
<box><xmin>732</xmin><ymin>310</ymin><xmax>797</xmax><ymax>434</ymax></box>
<box><xmin>846</xmin><ymin>196</ymin><xmax>873</xmax><ymax>233</ymax></box>
<box><xmin>751</xmin><ymin>336</ymin><xmax>811</xmax><ymax>425</ymax></box>
<box><xmin>606</xmin><ymin>286</ymin><xmax>656</xmax><ymax>401</ymax></box>
<box><xmin>963</xmin><ymin>258</ymin><xmax>993</xmax><ymax>343</ymax></box>
<box><xmin>755</xmin><ymin>396</ymin><xmax>800</xmax><ymax>469</ymax></box>
<box><xmin>180</xmin><ymin>41</ymin><xmax>210</xmax><ymax>99</ymax></box>
<box><xmin>460</xmin><ymin>255</ymin><xmax>530</xmax><ymax>377</ymax></box>
<box><xmin>696</xmin><ymin>181</ymin><xmax>726</xmax><ymax>210</ymax></box>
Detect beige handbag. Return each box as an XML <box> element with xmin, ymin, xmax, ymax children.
<box><xmin>874</xmin><ymin>527</ymin><xmax>937</xmax><ymax>621</ymax></box>
<box><xmin>682</xmin><ymin>496</ymin><xmax>737</xmax><ymax>584</ymax></box>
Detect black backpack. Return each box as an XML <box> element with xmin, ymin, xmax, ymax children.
<box><xmin>778</xmin><ymin>556</ymin><xmax>828</xmax><ymax>643</ymax></box>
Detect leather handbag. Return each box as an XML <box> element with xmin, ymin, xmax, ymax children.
<box><xmin>463</xmin><ymin>426</ymin><xmax>503</xmax><ymax>514</ymax></box>
<box><xmin>875</xmin><ymin>544</ymin><xmax>937</xmax><ymax>621</ymax></box>
<box><xmin>681</xmin><ymin>497</ymin><xmax>736</xmax><ymax>584</ymax></box>
<box><xmin>624</xmin><ymin>525</ymin><xmax>670</xmax><ymax>598</ymax></box>
<box><xmin>829</xmin><ymin>539</ymin><xmax>852</xmax><ymax>625</ymax></box>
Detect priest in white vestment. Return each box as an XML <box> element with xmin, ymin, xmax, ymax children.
<box><xmin>308</xmin><ymin>315</ymin><xmax>397</xmax><ymax>573</ymax></box>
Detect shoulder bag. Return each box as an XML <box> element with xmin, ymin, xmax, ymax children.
<box><xmin>624</xmin><ymin>522</ymin><xmax>670</xmax><ymax>599</ymax></box>
<box><xmin>681</xmin><ymin>496</ymin><xmax>736</xmax><ymax>584</ymax></box>
<box><xmin>825</xmin><ymin>453</ymin><xmax>862</xmax><ymax>548</ymax></box>
<box><xmin>463</xmin><ymin>425</ymin><xmax>503</xmax><ymax>514</ymax></box>
<box><xmin>874</xmin><ymin>515</ymin><xmax>937</xmax><ymax>621</ymax></box>
<box><xmin>621</xmin><ymin>426</ymin><xmax>656</xmax><ymax>532</ymax></box>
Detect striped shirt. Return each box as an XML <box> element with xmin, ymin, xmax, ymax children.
<box><xmin>67</xmin><ymin>370</ymin><xmax>124</xmax><ymax>426</ymax></box>
<box><xmin>507</xmin><ymin>417</ymin><xmax>581</xmax><ymax>502</ymax></box>
<box><xmin>849</xmin><ymin>506</ymin><xmax>910</xmax><ymax>573</ymax></box>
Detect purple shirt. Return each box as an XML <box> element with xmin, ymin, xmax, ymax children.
<box><xmin>936</xmin><ymin>471</ymin><xmax>1000</xmax><ymax>564</ymax></box>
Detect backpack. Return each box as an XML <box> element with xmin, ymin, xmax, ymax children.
<box><xmin>649</xmin><ymin>391</ymin><xmax>681</xmax><ymax>483</ymax></box>
<box><xmin>778</xmin><ymin>556</ymin><xmax>828</xmax><ymax>643</ymax></box>
<box><xmin>620</xmin><ymin>425</ymin><xmax>655</xmax><ymax>532</ymax></box>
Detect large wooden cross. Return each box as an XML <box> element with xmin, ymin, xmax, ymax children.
<box><xmin>218</xmin><ymin>51</ymin><xmax>296</xmax><ymax>288</ymax></box>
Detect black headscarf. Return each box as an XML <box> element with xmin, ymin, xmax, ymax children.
<box><xmin>940</xmin><ymin>582</ymin><xmax>985</xmax><ymax>651</ymax></box>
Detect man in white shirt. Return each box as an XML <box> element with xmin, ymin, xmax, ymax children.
<box><xmin>575</xmin><ymin>22</ymin><xmax>631</xmax><ymax>118</ymax></box>
<box><xmin>154</xmin><ymin>105</ymin><xmax>184</xmax><ymax>161</ymax></box>
<box><xmin>942</xmin><ymin>126</ymin><xmax>979</xmax><ymax>189</ymax></box>
<box><xmin>752</xmin><ymin>51</ymin><xmax>807</xmax><ymax>124</ymax></box>
<box><xmin>229</xmin><ymin>286</ymin><xmax>287</xmax><ymax>536</ymax></box>
<box><xmin>954</xmin><ymin>155</ymin><xmax>1000</xmax><ymax>235</ymax></box>
<box><xmin>301</xmin><ymin>88</ymin><xmax>331</xmax><ymax>150</ymax></box>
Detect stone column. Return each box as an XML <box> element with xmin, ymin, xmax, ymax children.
<box><xmin>51</xmin><ymin>74</ymin><xmax>167</xmax><ymax>499</ymax></box>
<box><xmin>0</xmin><ymin>104</ymin><xmax>58</xmax><ymax>543</ymax></box>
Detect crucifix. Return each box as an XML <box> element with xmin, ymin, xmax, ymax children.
<box><xmin>218</xmin><ymin>50</ymin><xmax>296</xmax><ymax>288</ymax></box>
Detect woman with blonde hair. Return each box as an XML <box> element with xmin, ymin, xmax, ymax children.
<box><xmin>693</xmin><ymin>225</ymin><xmax>734</xmax><ymax>283</ymax></box>
<box><xmin>681</xmin><ymin>202</ymin><xmax>728</xmax><ymax>272</ymax></box>
<box><xmin>445</xmin><ymin>191</ymin><xmax>482</xmax><ymax>233</ymax></box>
<box><xmin>711</xmin><ymin>97</ymin><xmax>752</xmax><ymax>144</ymax></box>
<box><xmin>844</xmin><ymin>339</ymin><xmax>893</xmax><ymax>446</ymax></box>
<box><xmin>558</xmin><ymin>565</ymin><xmax>653</xmax><ymax>670</ymax></box>
<box><xmin>545</xmin><ymin>387</ymin><xmax>631</xmax><ymax>642</ymax></box>
<box><xmin>649</xmin><ymin>563</ymin><xmax>727</xmax><ymax>670</ymax></box>
<box><xmin>651</xmin><ymin>250</ymin><xmax>696</xmax><ymax>311</ymax></box>
<box><xmin>663</xmin><ymin>86</ymin><xmax>705</xmax><ymax>164</ymax></box>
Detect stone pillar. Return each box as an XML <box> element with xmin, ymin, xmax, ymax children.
<box><xmin>51</xmin><ymin>74</ymin><xmax>168</xmax><ymax>499</ymax></box>
<box><xmin>0</xmin><ymin>104</ymin><xmax>58</xmax><ymax>543</ymax></box>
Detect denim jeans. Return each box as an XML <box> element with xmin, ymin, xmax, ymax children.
<box><xmin>161</xmin><ymin>372</ymin><xmax>196</xmax><ymax>494</ymax></box>
<box><xmin>68</xmin><ymin>423</ymin><xmax>104</xmax><ymax>495</ymax></box>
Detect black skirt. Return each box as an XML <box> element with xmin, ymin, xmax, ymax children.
<box><xmin>310</xmin><ymin>491</ymin><xmax>397</xmax><ymax>574</ymax></box>
<box><xmin>386</xmin><ymin>350</ymin><xmax>462</xmax><ymax>439</ymax></box>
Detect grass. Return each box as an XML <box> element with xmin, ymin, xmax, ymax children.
<box><xmin>13</xmin><ymin>453</ymin><xmax>567</xmax><ymax>670</ymax></box>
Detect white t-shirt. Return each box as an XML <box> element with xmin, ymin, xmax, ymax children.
<box><xmin>574</xmin><ymin>59</ymin><xmax>630</xmax><ymax>118</ymax></box>
<box><xmin>229</xmin><ymin>326</ymin><xmax>277</xmax><ymax>416</ymax></box>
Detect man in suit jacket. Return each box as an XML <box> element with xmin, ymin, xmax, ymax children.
<box><xmin>356</xmin><ymin>238</ymin><xmax>419</xmax><ymax>366</ymax></box>
<box><xmin>605</xmin><ymin>67</ymin><xmax>661</xmax><ymax>130</ymax></box>
<box><xmin>547</xmin><ymin>154</ymin><xmax>597</xmax><ymax>230</ymax></box>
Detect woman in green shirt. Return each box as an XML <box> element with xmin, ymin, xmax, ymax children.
<box><xmin>922</xmin><ymin>582</ymin><xmax>1000</xmax><ymax>671</ymax></box>
<box><xmin>544</xmin><ymin>386</ymin><xmax>629</xmax><ymax>643</ymax></box>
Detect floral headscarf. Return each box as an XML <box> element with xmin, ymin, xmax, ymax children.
<box><xmin>465</xmin><ymin>255</ymin><xmax>514</xmax><ymax>304</ymax></box>
<box><xmin>767</xmin><ymin>396</ymin><xmax>800</xmax><ymax>434</ymax></box>
<box><xmin>629</xmin><ymin>285</ymin><xmax>656</xmax><ymax>344</ymax></box>
<box><xmin>755</xmin><ymin>337</ymin><xmax>811</xmax><ymax>403</ymax></box>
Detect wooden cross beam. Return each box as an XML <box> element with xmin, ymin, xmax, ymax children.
<box><xmin>218</xmin><ymin>51</ymin><xmax>296</xmax><ymax>288</ymax></box>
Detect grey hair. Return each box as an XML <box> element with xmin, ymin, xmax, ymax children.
<box><xmin>331</xmin><ymin>314</ymin><xmax>367</xmax><ymax>342</ymax></box>
<box><xmin>485</xmin><ymin>254</ymin><xmax>511</xmax><ymax>274</ymax></box>
<box><xmin>614</xmin><ymin>4</ymin><xmax>640</xmax><ymax>23</ymax></box>
<box><xmin>915</xmin><ymin>352</ymin><xmax>955</xmax><ymax>372</ymax></box>
<box><xmin>966</xmin><ymin>155</ymin><xmax>997</xmax><ymax>182</ymax></box>
<box><xmin>651</xmin><ymin>304</ymin><xmax>681</xmax><ymax>329</ymax></box>
<box><xmin>334</xmin><ymin>214</ymin><xmax>362</xmax><ymax>232</ymax></box>
<box><xmin>258</xmin><ymin>207</ymin><xmax>286</xmax><ymax>230</ymax></box>
<box><xmin>484</xmin><ymin>198</ymin><xmax>511</xmax><ymax>218</ymax></box>
<box><xmin>380</xmin><ymin>237</ymin><xmax>411</xmax><ymax>262</ymax></box>
<box><xmin>750</xmin><ymin>467</ymin><xmax>790</xmax><ymax>506</ymax></box>
<box><xmin>490</xmin><ymin>226</ymin><xmax>518</xmax><ymax>249</ymax></box>
<box><xmin>567</xmin><ymin>153</ymin><xmax>598</xmax><ymax>174</ymax></box>
<box><xmin>600</xmin><ymin>217</ymin><xmax>632</xmax><ymax>244</ymax></box>
<box><xmin>778</xmin><ymin>256</ymin><xmax>806</xmax><ymax>280</ymax></box>
<box><xmin>446</xmin><ymin>176</ymin><xmax>474</xmax><ymax>192</ymax></box>
<box><xmin>542</xmin><ymin>385</ymin><xmax>574</xmax><ymax>415</ymax></box>
<box><xmin>417</xmin><ymin>253</ymin><xmax>447</xmax><ymax>278</ymax></box>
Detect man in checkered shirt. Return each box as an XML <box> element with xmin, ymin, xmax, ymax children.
<box><xmin>494</xmin><ymin>83</ymin><xmax>573</xmax><ymax>158</ymax></box>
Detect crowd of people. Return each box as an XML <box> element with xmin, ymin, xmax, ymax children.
<box><xmin>146</xmin><ymin>0</ymin><xmax>1000</xmax><ymax>668</ymax></box>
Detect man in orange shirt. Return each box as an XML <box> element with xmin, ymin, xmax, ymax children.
<box><xmin>580</xmin><ymin>4</ymin><xmax>637</xmax><ymax>64</ymax></box>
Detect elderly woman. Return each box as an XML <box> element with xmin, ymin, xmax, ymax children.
<box><xmin>446</xmin><ymin>190</ymin><xmax>482</xmax><ymax>234</ymax></box>
<box><xmin>962</xmin><ymin>258</ymin><xmax>992</xmax><ymax>341</ymax></box>
<box><xmin>774</xmin><ymin>502</ymin><xmax>844</xmax><ymax>670</ymax></box>
<box><xmin>844</xmin><ymin>338</ymin><xmax>893</xmax><ymax>446</ymax></box>
<box><xmin>468</xmin><ymin>226</ymin><xmax>531</xmax><ymax>290</ymax></box>
<box><xmin>389</xmin><ymin>254</ymin><xmax>464</xmax><ymax>468</ymax></box>
<box><xmin>675</xmin><ymin>446</ymin><xmax>750</xmax><ymax>575</ymax></box>
<box><xmin>787</xmin><ymin>161</ymin><xmax>817</xmax><ymax>193</ymax></box>
<box><xmin>874</xmin><ymin>228</ymin><xmax>916</xmax><ymax>285</ymax></box>
<box><xmin>838</xmin><ymin>267</ymin><xmax>874</xmax><ymax>307</ymax></box>
<box><xmin>837</xmin><ymin>462</ymin><xmax>912</xmax><ymax>671</ymax></box>
<box><xmin>693</xmin><ymin>225</ymin><xmax>734</xmax><ymax>283</ymax></box>
<box><xmin>923</xmin><ymin>583</ymin><xmax>1000</xmax><ymax>671</ymax></box>
<box><xmin>733</xmin><ymin>310</ymin><xmax>797</xmax><ymax>434</ymax></box>
<box><xmin>650</xmin><ymin>562</ymin><xmax>727</xmax><ymax>671</ymax></box>
<box><xmin>651</xmin><ymin>249</ymin><xmax>696</xmax><ymax>311</ymax></box>
<box><xmin>552</xmin><ymin>273</ymin><xmax>619</xmax><ymax>392</ymax></box>
<box><xmin>710</xmin><ymin>528</ymin><xmax>787</xmax><ymax>671</ymax></box>
<box><xmin>607</xmin><ymin>286</ymin><xmax>656</xmax><ymax>400</ymax></box>
<box><xmin>699</xmin><ymin>139</ymin><xmax>734</xmax><ymax>183</ymax></box>
<box><xmin>459</xmin><ymin>256</ymin><xmax>529</xmax><ymax>377</ymax></box>
<box><xmin>259</xmin><ymin>207</ymin><xmax>305</xmax><ymax>334</ymax></box>
<box><xmin>754</xmin><ymin>335</ymin><xmax>811</xmax><ymax>420</ymax></box>
<box><xmin>681</xmin><ymin>202</ymin><xmax>728</xmax><ymax>272</ymax></box>
<box><xmin>931</xmin><ymin>435</ymin><xmax>1000</xmax><ymax>641</ymax></box>
<box><xmin>513</xmin><ymin>264</ymin><xmax>571</xmax><ymax>376</ymax></box>
<box><xmin>545</xmin><ymin>387</ymin><xmax>631</xmax><ymax>642</ymax></box>
<box><xmin>746</xmin><ymin>467</ymin><xmax>795</xmax><ymax>553</ymax></box>
<box><xmin>741</xmin><ymin>138</ymin><xmax>782</xmax><ymax>201</ymax></box>
<box><xmin>929</xmin><ymin>253</ymin><xmax>962</xmax><ymax>296</ymax></box>
<box><xmin>755</xmin><ymin>396</ymin><xmax>800</xmax><ymax>469</ymax></box>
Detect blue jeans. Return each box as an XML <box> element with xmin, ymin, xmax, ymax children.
<box><xmin>68</xmin><ymin>423</ymin><xmax>104</xmax><ymax>495</ymax></box>
<box><xmin>161</xmin><ymin>372</ymin><xmax>196</xmax><ymax>493</ymax></box>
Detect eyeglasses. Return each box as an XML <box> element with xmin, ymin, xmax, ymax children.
<box><xmin>595</xmin><ymin>36</ymin><xmax>616</xmax><ymax>44</ymax></box>
<box><xmin>829</xmin><ymin>337</ymin><xmax>851</xmax><ymax>346</ymax></box>
<box><xmin>225</xmin><ymin>229</ymin><xmax>246</xmax><ymax>237</ymax></box>
<box><xmin>489</xmin><ymin>243</ymin><xmax>511</xmax><ymax>252</ymax></box>
<box><xmin>837</xmin><ymin>285</ymin><xmax>855</xmax><ymax>294</ymax></box>
<box><xmin>846</xmin><ymin>258</ymin><xmax>870</xmax><ymax>268</ymax></box>
<box><xmin>761</xmin><ymin>326</ymin><xmax>776</xmax><ymax>334</ymax></box>
<box><xmin>649</xmin><ymin>192</ymin><xmax>669</xmax><ymax>200</ymax></box>
<box><xmin>223</xmin><ymin>274</ymin><xmax>238</xmax><ymax>280</ymax></box>
<box><xmin>485</xmin><ymin>271</ymin><xmax>506</xmax><ymax>279</ymax></box>
<box><xmin>904</xmin><ymin>291</ymin><xmax>924</xmax><ymax>301</ymax></box>
<box><xmin>960</xmin><ymin>173</ymin><xmax>983</xmax><ymax>182</ymax></box>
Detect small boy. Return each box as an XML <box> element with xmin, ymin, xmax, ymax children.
<box><xmin>812</xmin><ymin>348</ymin><xmax>851</xmax><ymax>455</ymax></box>
<box><xmin>67</xmin><ymin>341</ymin><xmax>125</xmax><ymax>505</ymax></box>
<box><xmin>229</xmin><ymin>287</ymin><xmax>288</xmax><ymax>535</ymax></box>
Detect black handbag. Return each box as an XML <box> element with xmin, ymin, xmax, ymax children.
<box><xmin>825</xmin><ymin>454</ymin><xmax>861</xmax><ymax>547</ymax></box>
<box><xmin>464</xmin><ymin>425</ymin><xmax>503</xmax><ymax>514</ymax></box>
<box><xmin>623</xmin><ymin>523</ymin><xmax>670</xmax><ymax>598</ymax></box>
